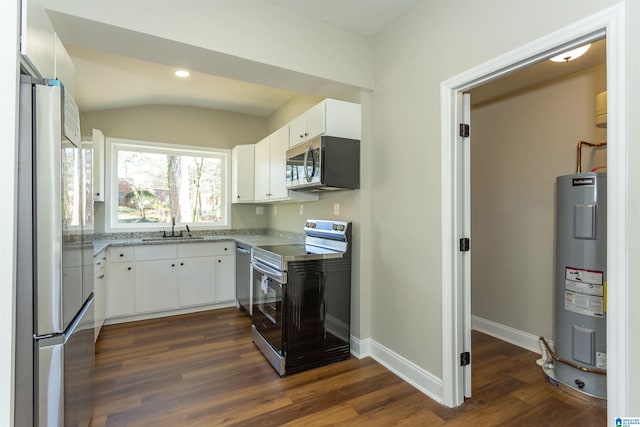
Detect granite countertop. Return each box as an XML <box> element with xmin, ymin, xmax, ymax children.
<box><xmin>93</xmin><ymin>231</ymin><xmax>302</xmax><ymax>256</ymax></box>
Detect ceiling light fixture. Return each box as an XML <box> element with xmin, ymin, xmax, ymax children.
<box><xmin>549</xmin><ymin>44</ymin><xmax>591</xmax><ymax>63</ymax></box>
<box><xmin>174</xmin><ymin>70</ymin><xmax>190</xmax><ymax>77</ymax></box>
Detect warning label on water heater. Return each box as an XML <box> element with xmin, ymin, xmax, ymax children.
<box><xmin>564</xmin><ymin>267</ymin><xmax>604</xmax><ymax>318</ymax></box>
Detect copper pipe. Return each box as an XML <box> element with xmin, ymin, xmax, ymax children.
<box><xmin>576</xmin><ymin>140</ymin><xmax>607</xmax><ymax>173</ymax></box>
<box><xmin>539</xmin><ymin>336</ymin><xmax>606</xmax><ymax>375</ymax></box>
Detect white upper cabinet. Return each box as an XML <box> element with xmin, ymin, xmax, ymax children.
<box><xmin>92</xmin><ymin>129</ymin><xmax>105</xmax><ymax>202</ymax></box>
<box><xmin>254</xmin><ymin>125</ymin><xmax>318</xmax><ymax>203</ymax></box>
<box><xmin>289</xmin><ymin>99</ymin><xmax>361</xmax><ymax>148</ymax></box>
<box><xmin>20</xmin><ymin>0</ymin><xmax>55</xmax><ymax>79</ymax></box>
<box><xmin>231</xmin><ymin>144</ymin><xmax>255</xmax><ymax>203</ymax></box>
<box><xmin>253</xmin><ymin>135</ymin><xmax>271</xmax><ymax>203</ymax></box>
<box><xmin>268</xmin><ymin>125</ymin><xmax>289</xmax><ymax>200</ymax></box>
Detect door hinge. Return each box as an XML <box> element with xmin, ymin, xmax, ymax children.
<box><xmin>460</xmin><ymin>351</ymin><xmax>471</xmax><ymax>366</ymax></box>
<box><xmin>459</xmin><ymin>123</ymin><xmax>470</xmax><ymax>138</ymax></box>
<box><xmin>459</xmin><ymin>238</ymin><xmax>470</xmax><ymax>252</ymax></box>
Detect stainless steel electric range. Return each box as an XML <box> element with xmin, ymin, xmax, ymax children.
<box><xmin>250</xmin><ymin>219</ymin><xmax>352</xmax><ymax>376</ymax></box>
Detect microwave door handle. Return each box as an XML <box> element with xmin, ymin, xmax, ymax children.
<box><xmin>303</xmin><ymin>145</ymin><xmax>311</xmax><ymax>183</ymax></box>
<box><xmin>311</xmin><ymin>147</ymin><xmax>317</xmax><ymax>179</ymax></box>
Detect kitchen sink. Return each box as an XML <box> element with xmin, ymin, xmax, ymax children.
<box><xmin>141</xmin><ymin>236</ymin><xmax>205</xmax><ymax>242</ymax></box>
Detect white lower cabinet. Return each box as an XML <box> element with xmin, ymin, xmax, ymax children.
<box><xmin>107</xmin><ymin>261</ymin><xmax>135</xmax><ymax>317</ymax></box>
<box><xmin>178</xmin><ymin>256</ymin><xmax>216</xmax><ymax>306</ymax></box>
<box><xmin>214</xmin><ymin>255</ymin><xmax>235</xmax><ymax>302</ymax></box>
<box><xmin>105</xmin><ymin>242</ymin><xmax>236</xmax><ymax>321</ymax></box>
<box><xmin>93</xmin><ymin>249</ymin><xmax>107</xmax><ymax>341</ymax></box>
<box><xmin>135</xmin><ymin>259</ymin><xmax>179</xmax><ymax>313</ymax></box>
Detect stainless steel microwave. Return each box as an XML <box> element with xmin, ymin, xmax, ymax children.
<box><xmin>286</xmin><ymin>136</ymin><xmax>360</xmax><ymax>192</ymax></box>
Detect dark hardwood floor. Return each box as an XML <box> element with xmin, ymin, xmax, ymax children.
<box><xmin>90</xmin><ymin>308</ymin><xmax>606</xmax><ymax>426</ymax></box>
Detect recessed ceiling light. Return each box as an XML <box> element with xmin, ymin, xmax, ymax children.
<box><xmin>549</xmin><ymin>44</ymin><xmax>591</xmax><ymax>63</ymax></box>
<box><xmin>174</xmin><ymin>70</ymin><xmax>190</xmax><ymax>77</ymax></box>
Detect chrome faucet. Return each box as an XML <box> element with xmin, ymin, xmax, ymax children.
<box><xmin>162</xmin><ymin>217</ymin><xmax>183</xmax><ymax>238</ymax></box>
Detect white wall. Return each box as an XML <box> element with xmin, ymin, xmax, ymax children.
<box><xmin>81</xmin><ymin>105</ymin><xmax>271</xmax><ymax>232</ymax></box>
<box><xmin>625</xmin><ymin>0</ymin><xmax>640</xmax><ymax>407</ymax></box>
<box><xmin>370</xmin><ymin>0</ymin><xmax>619</xmax><ymax>380</ymax></box>
<box><xmin>1</xmin><ymin>1</ymin><xmax>19</xmax><ymax>424</ymax></box>
<box><xmin>470</xmin><ymin>64</ymin><xmax>607</xmax><ymax>339</ymax></box>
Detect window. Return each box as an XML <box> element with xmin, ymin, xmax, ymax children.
<box><xmin>106</xmin><ymin>138</ymin><xmax>230</xmax><ymax>231</ymax></box>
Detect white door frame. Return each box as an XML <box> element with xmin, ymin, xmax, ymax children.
<box><xmin>440</xmin><ymin>3</ymin><xmax>628</xmax><ymax>421</ymax></box>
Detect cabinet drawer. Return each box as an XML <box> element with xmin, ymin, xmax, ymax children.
<box><xmin>135</xmin><ymin>244</ymin><xmax>176</xmax><ymax>261</ymax></box>
<box><xmin>108</xmin><ymin>246</ymin><xmax>135</xmax><ymax>263</ymax></box>
<box><xmin>177</xmin><ymin>241</ymin><xmax>233</xmax><ymax>258</ymax></box>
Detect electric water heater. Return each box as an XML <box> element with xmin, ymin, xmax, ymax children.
<box><xmin>555</xmin><ymin>173</ymin><xmax>607</xmax><ymax>399</ymax></box>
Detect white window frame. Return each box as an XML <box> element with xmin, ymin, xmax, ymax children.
<box><xmin>105</xmin><ymin>137</ymin><xmax>231</xmax><ymax>233</ymax></box>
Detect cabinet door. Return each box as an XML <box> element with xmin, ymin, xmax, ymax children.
<box><xmin>254</xmin><ymin>136</ymin><xmax>271</xmax><ymax>202</ymax></box>
<box><xmin>92</xmin><ymin>129</ymin><xmax>105</xmax><ymax>201</ymax></box>
<box><xmin>107</xmin><ymin>262</ymin><xmax>135</xmax><ymax>317</ymax></box>
<box><xmin>289</xmin><ymin>114</ymin><xmax>307</xmax><ymax>148</ymax></box>
<box><xmin>269</xmin><ymin>125</ymin><xmax>289</xmax><ymax>200</ymax></box>
<box><xmin>178</xmin><ymin>256</ymin><xmax>216</xmax><ymax>307</ymax></box>
<box><xmin>135</xmin><ymin>259</ymin><xmax>178</xmax><ymax>313</ymax></box>
<box><xmin>231</xmin><ymin>144</ymin><xmax>254</xmax><ymax>203</ymax></box>
<box><xmin>94</xmin><ymin>269</ymin><xmax>106</xmax><ymax>341</ymax></box>
<box><xmin>215</xmin><ymin>255</ymin><xmax>236</xmax><ymax>302</ymax></box>
<box><xmin>304</xmin><ymin>101</ymin><xmax>326</xmax><ymax>141</ymax></box>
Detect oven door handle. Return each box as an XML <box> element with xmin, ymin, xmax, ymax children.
<box><xmin>252</xmin><ymin>261</ymin><xmax>285</xmax><ymax>284</ymax></box>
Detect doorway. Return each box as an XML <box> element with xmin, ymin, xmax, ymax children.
<box><xmin>467</xmin><ymin>36</ymin><xmax>607</xmax><ymax>394</ymax></box>
<box><xmin>439</xmin><ymin>4</ymin><xmax>628</xmax><ymax>419</ymax></box>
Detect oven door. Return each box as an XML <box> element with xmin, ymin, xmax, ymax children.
<box><xmin>251</xmin><ymin>260</ymin><xmax>285</xmax><ymax>354</ymax></box>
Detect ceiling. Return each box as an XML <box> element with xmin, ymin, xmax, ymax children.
<box><xmin>53</xmin><ymin>1</ymin><xmax>605</xmax><ymax>116</ymax></box>
<box><xmin>55</xmin><ymin>0</ymin><xmax>421</xmax><ymax>116</ymax></box>
<box><xmin>470</xmin><ymin>38</ymin><xmax>606</xmax><ymax>105</ymax></box>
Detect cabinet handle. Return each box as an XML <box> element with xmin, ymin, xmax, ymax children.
<box><xmin>224</xmin><ymin>247</ymin><xmax>228</xmax><ymax>251</ymax></box>
<box><xmin>218</xmin><ymin>259</ymin><xmax>221</xmax><ymax>263</ymax></box>
<box><xmin>127</xmin><ymin>267</ymin><xmax>132</xmax><ymax>271</ymax></box>
<box><xmin>180</xmin><ymin>262</ymin><xmax>184</xmax><ymax>266</ymax></box>
<box><xmin>171</xmin><ymin>263</ymin><xmax>175</xmax><ymax>267</ymax></box>
<box><xmin>120</xmin><ymin>253</ymin><xmax>124</xmax><ymax>257</ymax></box>
<box><xmin>299</xmin><ymin>134</ymin><xmax>304</xmax><ymax>138</ymax></box>
<box><xmin>98</xmin><ymin>274</ymin><xmax>105</xmax><ymax>279</ymax></box>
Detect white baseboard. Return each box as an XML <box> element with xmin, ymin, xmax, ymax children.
<box><xmin>471</xmin><ymin>315</ymin><xmax>554</xmax><ymax>355</ymax></box>
<box><xmin>105</xmin><ymin>301</ymin><xmax>237</xmax><ymax>325</ymax></box>
<box><xmin>350</xmin><ymin>335</ymin><xmax>443</xmax><ymax>404</ymax></box>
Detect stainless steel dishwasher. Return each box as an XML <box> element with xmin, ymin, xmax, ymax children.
<box><xmin>235</xmin><ymin>243</ymin><xmax>252</xmax><ymax>316</ymax></box>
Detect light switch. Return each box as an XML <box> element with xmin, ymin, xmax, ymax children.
<box><xmin>256</xmin><ymin>207</ymin><xmax>264</xmax><ymax>215</ymax></box>
<box><xmin>299</xmin><ymin>204</ymin><xmax>304</xmax><ymax>215</ymax></box>
<box><xmin>333</xmin><ymin>203</ymin><xmax>340</xmax><ymax>216</ymax></box>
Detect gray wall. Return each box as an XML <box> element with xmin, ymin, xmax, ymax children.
<box><xmin>369</xmin><ymin>0</ymin><xmax>619</xmax><ymax>379</ymax></box>
<box><xmin>470</xmin><ymin>64</ymin><xmax>607</xmax><ymax>339</ymax></box>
